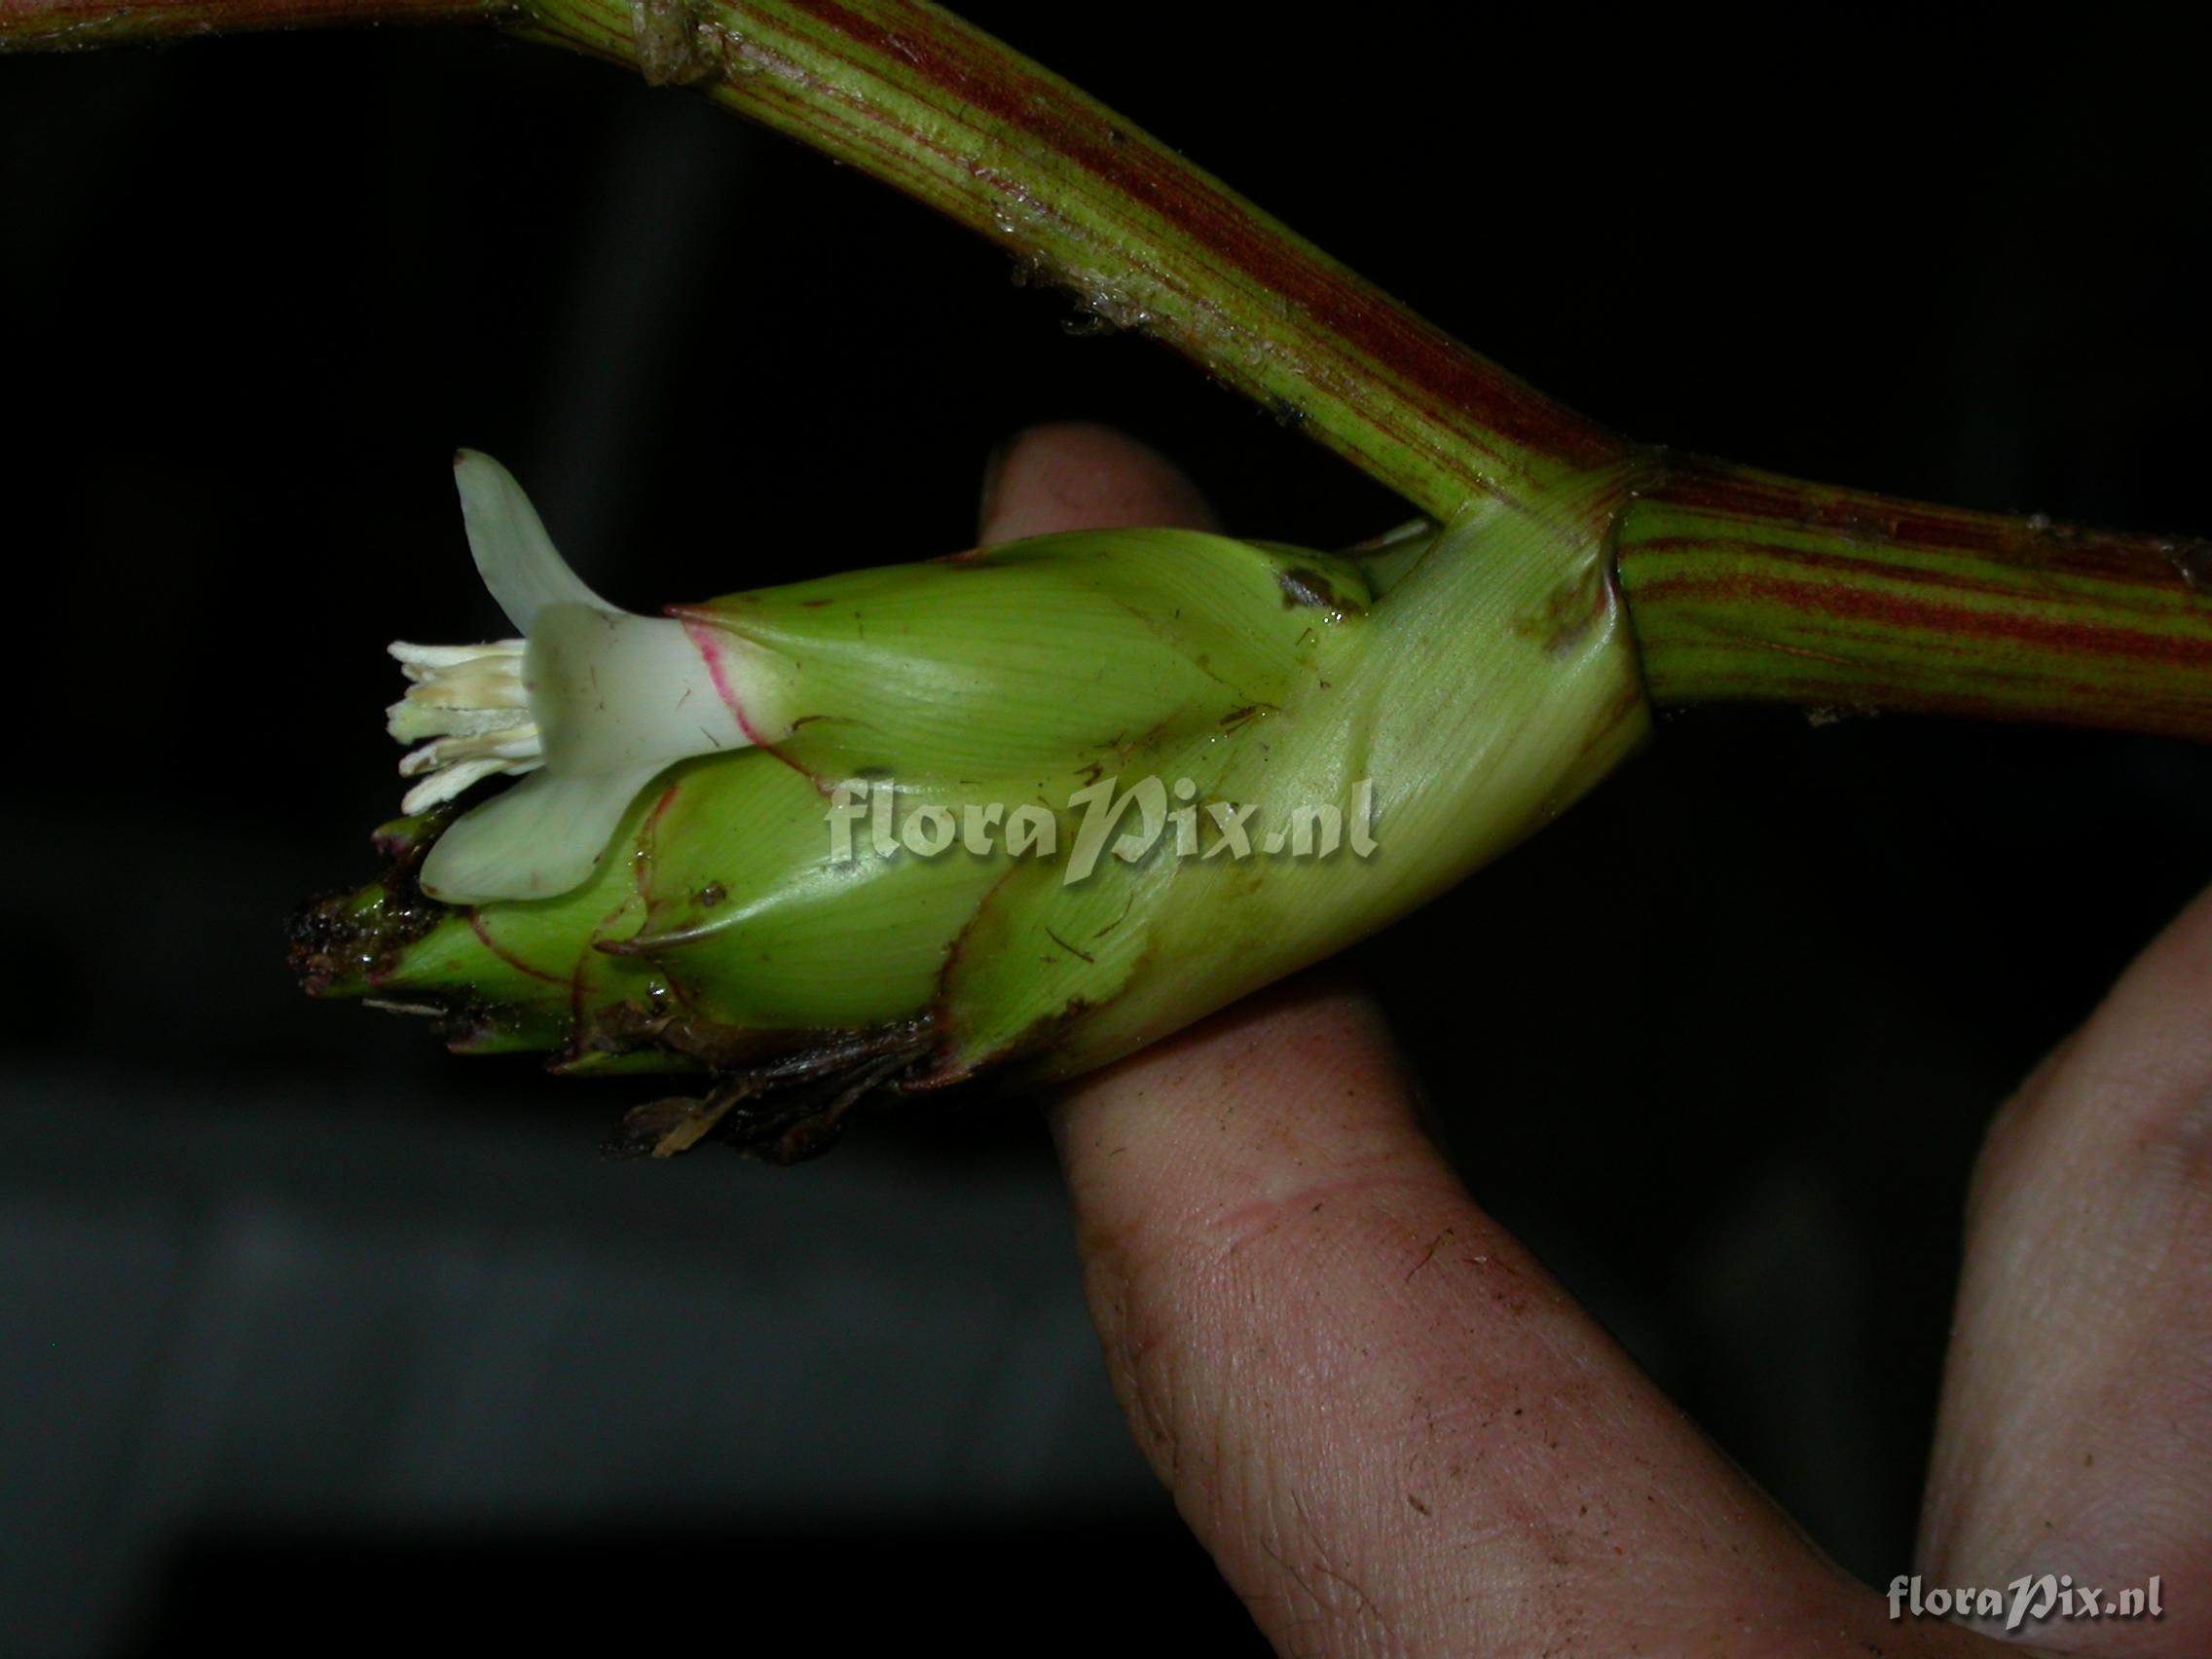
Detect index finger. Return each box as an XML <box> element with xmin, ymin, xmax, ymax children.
<box><xmin>985</xmin><ymin>423</ymin><xmax>1982</xmax><ymax>1658</ymax></box>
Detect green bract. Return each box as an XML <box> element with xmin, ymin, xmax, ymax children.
<box><xmin>293</xmin><ymin>454</ymin><xmax>1649</xmax><ymax>1158</ymax></box>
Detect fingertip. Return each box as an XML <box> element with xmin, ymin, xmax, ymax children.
<box><xmin>977</xmin><ymin>422</ymin><xmax>1218</xmax><ymax>544</ymax></box>
<box><xmin>1044</xmin><ymin>972</ymin><xmax>1841</xmax><ymax>1655</ymax></box>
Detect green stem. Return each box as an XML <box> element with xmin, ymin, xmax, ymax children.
<box><xmin>7</xmin><ymin>0</ymin><xmax>2211</xmax><ymax>741</ymax></box>
<box><xmin>510</xmin><ymin>0</ymin><xmax>1628</xmax><ymax>520</ymax></box>
<box><xmin>1619</xmin><ymin>459</ymin><xmax>2212</xmax><ymax>742</ymax></box>
<box><xmin>1</xmin><ymin>0</ymin><xmax>1627</xmax><ymax>519</ymax></box>
<box><xmin>0</xmin><ymin>0</ymin><xmax>505</xmax><ymax>47</ymax></box>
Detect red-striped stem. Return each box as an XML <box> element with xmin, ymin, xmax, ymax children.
<box><xmin>509</xmin><ymin>0</ymin><xmax>1628</xmax><ymax>520</ymax></box>
<box><xmin>0</xmin><ymin>0</ymin><xmax>505</xmax><ymax>48</ymax></box>
<box><xmin>7</xmin><ymin>0</ymin><xmax>2211</xmax><ymax>740</ymax></box>
<box><xmin>2</xmin><ymin>0</ymin><xmax>1628</xmax><ymax>520</ymax></box>
<box><xmin>1618</xmin><ymin>460</ymin><xmax>2212</xmax><ymax>742</ymax></box>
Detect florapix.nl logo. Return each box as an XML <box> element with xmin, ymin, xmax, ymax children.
<box><xmin>826</xmin><ymin>775</ymin><xmax>1381</xmax><ymax>883</ymax></box>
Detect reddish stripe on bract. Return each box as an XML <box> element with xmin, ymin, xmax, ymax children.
<box><xmin>679</xmin><ymin>617</ymin><xmax>767</xmax><ymax>746</ymax></box>
<box><xmin>468</xmin><ymin>913</ymin><xmax>567</xmax><ymax>985</ymax></box>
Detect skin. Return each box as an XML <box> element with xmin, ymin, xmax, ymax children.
<box><xmin>977</xmin><ymin>423</ymin><xmax>2212</xmax><ymax>1659</ymax></box>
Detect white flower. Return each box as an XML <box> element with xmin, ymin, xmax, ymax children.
<box><xmin>387</xmin><ymin>451</ymin><xmax>782</xmax><ymax>906</ymax></box>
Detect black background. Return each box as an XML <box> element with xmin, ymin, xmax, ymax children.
<box><xmin>4</xmin><ymin>8</ymin><xmax>2208</xmax><ymax>1654</ymax></box>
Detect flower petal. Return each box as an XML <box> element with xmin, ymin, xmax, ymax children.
<box><xmin>417</xmin><ymin>764</ymin><xmax>665</xmax><ymax>903</ymax></box>
<box><xmin>527</xmin><ymin>604</ymin><xmax>758</xmax><ymax>776</ymax></box>
<box><xmin>453</xmin><ymin>450</ymin><xmax>612</xmax><ymax>632</ymax></box>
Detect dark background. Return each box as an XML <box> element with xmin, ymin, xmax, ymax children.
<box><xmin>4</xmin><ymin>9</ymin><xmax>2208</xmax><ymax>1654</ymax></box>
